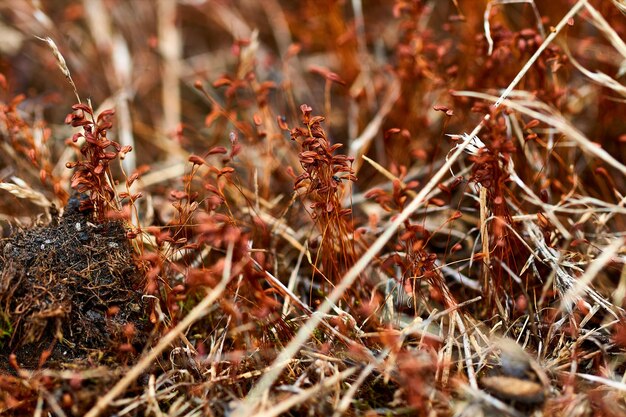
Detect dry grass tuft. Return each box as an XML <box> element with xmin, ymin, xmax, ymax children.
<box><xmin>0</xmin><ymin>1</ymin><xmax>625</xmax><ymax>416</ymax></box>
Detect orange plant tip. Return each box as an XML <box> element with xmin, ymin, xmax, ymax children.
<box><xmin>429</xmin><ymin>197</ymin><xmax>446</xmax><ymax>207</ymax></box>
<box><xmin>208</xmin><ymin>146</ymin><xmax>228</xmax><ymax>155</ymax></box>
<box><xmin>188</xmin><ymin>155</ymin><xmax>206</xmax><ymax>166</ymax></box>
<box><xmin>576</xmin><ymin>299</ymin><xmax>591</xmax><ymax>315</ymax></box>
<box><xmin>433</xmin><ymin>104</ymin><xmax>454</xmax><ymax>116</ymax></box>
<box><xmin>8</xmin><ymin>353</ymin><xmax>19</xmax><ymax>370</ymax></box>
<box><xmin>194</xmin><ymin>80</ymin><xmax>203</xmax><ymax>89</ymax></box>
<box><xmin>107</xmin><ymin>306</ymin><xmax>121</xmax><ymax>316</ymax></box>
<box><xmin>62</xmin><ymin>393</ymin><xmax>73</xmax><ymax>408</ymax></box>
<box><xmin>118</xmin><ymin>343</ymin><xmax>134</xmax><ymax>353</ymax></box>
<box><xmin>277</xmin><ymin>115</ymin><xmax>289</xmax><ymax>130</ymax></box>
<box><xmin>523</xmin><ymin>119</ymin><xmax>540</xmax><ymax>130</ymax></box>
<box><xmin>473</xmin><ymin>252</ymin><xmax>486</xmax><ymax>261</ymax></box>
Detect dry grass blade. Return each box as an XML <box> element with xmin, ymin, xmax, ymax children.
<box><xmin>158</xmin><ymin>0</ymin><xmax>182</xmax><ymax>137</ymax></box>
<box><xmin>361</xmin><ymin>154</ymin><xmax>416</xmax><ymax>198</ymax></box>
<box><xmin>331</xmin><ymin>363</ymin><xmax>375</xmax><ymax>417</ymax></box>
<box><xmin>560</xmin><ymin>238</ymin><xmax>624</xmax><ymax>312</ymax></box>
<box><xmin>484</xmin><ymin>0</ymin><xmax>545</xmax><ymax>56</ymax></box>
<box><xmin>349</xmin><ymin>76</ymin><xmax>401</xmax><ymax>173</ymax></box>
<box><xmin>1</xmin><ymin>0</ymin><xmax>625</xmax><ymax>415</ymax></box>
<box><xmin>614</xmin><ymin>0</ymin><xmax>626</xmax><ymax>15</ymax></box>
<box><xmin>566</xmin><ymin>53</ymin><xmax>626</xmax><ymax>98</ymax></box>
<box><xmin>584</xmin><ymin>2</ymin><xmax>626</xmax><ymax>59</ymax></box>
<box><xmin>576</xmin><ymin>373</ymin><xmax>626</xmax><ymax>392</ymax></box>
<box><xmin>250</xmin><ymin>367</ymin><xmax>357</xmax><ymax>417</ymax></box>
<box><xmin>453</xmin><ymin>91</ymin><xmax>626</xmax><ymax>176</ymax></box>
<box><xmin>234</xmin><ymin>5</ymin><xmax>596</xmax><ymax>407</ymax></box>
<box><xmin>34</xmin><ymin>36</ymin><xmax>80</xmax><ymax>103</ymax></box>
<box><xmin>492</xmin><ymin>0</ymin><xmax>589</xmax><ymax>109</ymax></box>
<box><xmin>0</xmin><ymin>180</ymin><xmax>51</xmax><ymax>208</ymax></box>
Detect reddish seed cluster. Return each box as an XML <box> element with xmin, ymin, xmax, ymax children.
<box><xmin>289</xmin><ymin>104</ymin><xmax>360</xmax><ymax>284</ymax></box>
<box><xmin>474</xmin><ymin>25</ymin><xmax>568</xmax><ymax>106</ymax></box>
<box><xmin>292</xmin><ymin>104</ymin><xmax>356</xmax><ymax>218</ymax></box>
<box><xmin>364</xmin><ymin>178</ymin><xmax>420</xmax><ymax>212</ymax></box>
<box><xmin>64</xmin><ymin>103</ymin><xmax>131</xmax><ymax>219</ymax></box>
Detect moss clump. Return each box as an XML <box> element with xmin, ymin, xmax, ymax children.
<box><xmin>0</xmin><ymin>195</ymin><xmax>147</xmax><ymax>367</ymax></box>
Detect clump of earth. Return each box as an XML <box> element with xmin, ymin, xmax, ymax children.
<box><xmin>0</xmin><ymin>194</ymin><xmax>147</xmax><ymax>368</ymax></box>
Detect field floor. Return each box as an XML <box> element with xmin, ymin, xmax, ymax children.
<box><xmin>0</xmin><ymin>1</ymin><xmax>626</xmax><ymax>416</ymax></box>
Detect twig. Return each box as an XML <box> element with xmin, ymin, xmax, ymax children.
<box><xmin>576</xmin><ymin>372</ymin><xmax>626</xmax><ymax>392</ymax></box>
<box><xmin>484</xmin><ymin>0</ymin><xmax>545</xmax><ymax>56</ymax></box>
<box><xmin>454</xmin><ymin>91</ymin><xmax>626</xmax><ymax>176</ymax></box>
<box><xmin>560</xmin><ymin>238</ymin><xmax>624</xmax><ymax>312</ymax></box>
<box><xmin>349</xmin><ymin>76</ymin><xmax>401</xmax><ymax>174</ymax></box>
<box><xmin>493</xmin><ymin>0</ymin><xmax>589</xmax><ymax>108</ymax></box>
<box><xmin>250</xmin><ymin>368</ymin><xmax>357</xmax><ymax>417</ymax></box>
<box><xmin>35</xmin><ymin>36</ymin><xmax>81</xmax><ymax>104</ymax></box>
<box><xmin>332</xmin><ymin>363</ymin><xmax>375</xmax><ymax>417</ymax></box>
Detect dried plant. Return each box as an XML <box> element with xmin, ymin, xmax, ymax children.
<box><xmin>0</xmin><ymin>1</ymin><xmax>624</xmax><ymax>417</ymax></box>
<box><xmin>64</xmin><ymin>103</ymin><xmax>131</xmax><ymax>220</ymax></box>
<box><xmin>292</xmin><ymin>104</ymin><xmax>357</xmax><ymax>284</ymax></box>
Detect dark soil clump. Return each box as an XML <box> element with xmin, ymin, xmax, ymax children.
<box><xmin>0</xmin><ymin>195</ymin><xmax>147</xmax><ymax>368</ymax></box>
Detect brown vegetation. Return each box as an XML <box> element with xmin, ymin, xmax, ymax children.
<box><xmin>0</xmin><ymin>1</ymin><xmax>625</xmax><ymax>416</ymax></box>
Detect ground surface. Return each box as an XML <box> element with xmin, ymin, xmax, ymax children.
<box><xmin>0</xmin><ymin>194</ymin><xmax>146</xmax><ymax>370</ymax></box>
<box><xmin>0</xmin><ymin>1</ymin><xmax>625</xmax><ymax>416</ymax></box>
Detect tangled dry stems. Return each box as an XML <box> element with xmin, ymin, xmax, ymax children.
<box><xmin>0</xmin><ymin>0</ymin><xmax>625</xmax><ymax>416</ymax></box>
